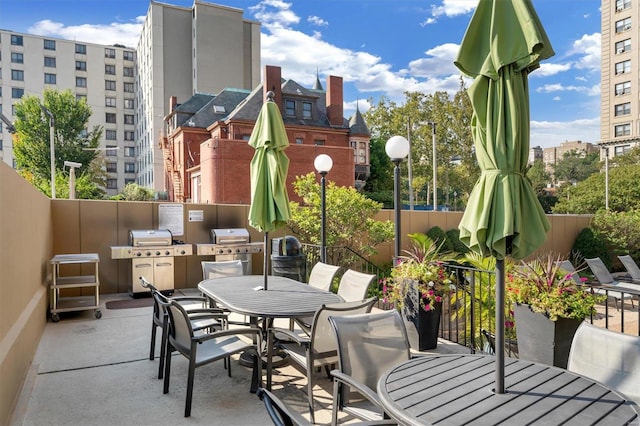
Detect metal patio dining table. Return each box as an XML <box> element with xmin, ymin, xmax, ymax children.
<box><xmin>377</xmin><ymin>354</ymin><xmax>639</xmax><ymax>426</ymax></box>
<box><xmin>198</xmin><ymin>275</ymin><xmax>343</xmax><ymax>389</ymax></box>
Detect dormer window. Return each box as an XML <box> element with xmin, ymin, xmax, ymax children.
<box><xmin>285</xmin><ymin>100</ymin><xmax>295</xmax><ymax>117</ymax></box>
<box><xmin>302</xmin><ymin>102</ymin><xmax>312</xmax><ymax>119</ymax></box>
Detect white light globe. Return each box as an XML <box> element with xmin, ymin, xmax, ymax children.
<box><xmin>385</xmin><ymin>136</ymin><xmax>410</xmax><ymax>160</ymax></box>
<box><xmin>314</xmin><ymin>154</ymin><xmax>333</xmax><ymax>173</ymax></box>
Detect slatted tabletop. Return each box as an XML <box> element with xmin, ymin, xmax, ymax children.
<box><xmin>198</xmin><ymin>275</ymin><xmax>342</xmax><ymax>318</ymax></box>
<box><xmin>377</xmin><ymin>355</ymin><xmax>639</xmax><ymax>426</ymax></box>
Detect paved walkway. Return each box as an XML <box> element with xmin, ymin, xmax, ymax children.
<box><xmin>10</xmin><ymin>290</ymin><xmax>467</xmax><ymax>426</ymax></box>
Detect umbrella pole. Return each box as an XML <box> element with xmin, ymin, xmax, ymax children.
<box><xmin>495</xmin><ymin>258</ymin><xmax>505</xmax><ymax>394</ymax></box>
<box><xmin>263</xmin><ymin>232</ymin><xmax>269</xmax><ymax>291</ymax></box>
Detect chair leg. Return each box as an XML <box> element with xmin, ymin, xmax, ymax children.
<box><xmin>158</xmin><ymin>319</ymin><xmax>168</xmax><ymax>379</ymax></box>
<box><xmin>331</xmin><ymin>379</ymin><xmax>340</xmax><ymax>426</ymax></box>
<box><xmin>306</xmin><ymin>357</ymin><xmax>315</xmax><ymax>424</ymax></box>
<box><xmin>163</xmin><ymin>342</ymin><xmax>172</xmax><ymax>394</ymax></box>
<box><xmin>250</xmin><ymin>349</ymin><xmax>260</xmax><ymax>393</ymax></box>
<box><xmin>185</xmin><ymin>356</ymin><xmax>196</xmax><ymax>417</ymax></box>
<box><xmin>150</xmin><ymin>321</ymin><xmax>157</xmax><ymax>361</ymax></box>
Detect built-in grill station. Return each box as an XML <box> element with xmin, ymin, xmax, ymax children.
<box><xmin>195</xmin><ymin>228</ymin><xmax>263</xmax><ymax>275</ymax></box>
<box><xmin>111</xmin><ymin>229</ymin><xmax>193</xmax><ymax>296</ymax></box>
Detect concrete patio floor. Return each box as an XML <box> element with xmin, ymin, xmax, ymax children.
<box><xmin>9</xmin><ymin>290</ymin><xmax>468</xmax><ymax>426</ymax></box>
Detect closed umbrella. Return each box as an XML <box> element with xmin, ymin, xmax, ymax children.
<box><xmin>248</xmin><ymin>91</ymin><xmax>292</xmax><ymax>290</ymax></box>
<box><xmin>454</xmin><ymin>0</ymin><xmax>553</xmax><ymax>393</ymax></box>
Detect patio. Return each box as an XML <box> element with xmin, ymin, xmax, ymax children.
<box><xmin>8</xmin><ymin>290</ymin><xmax>468</xmax><ymax>426</ymax></box>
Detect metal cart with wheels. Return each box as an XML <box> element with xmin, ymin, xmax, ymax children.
<box><xmin>50</xmin><ymin>253</ymin><xmax>101</xmax><ymax>322</ymax></box>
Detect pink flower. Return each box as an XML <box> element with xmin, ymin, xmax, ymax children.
<box><xmin>435</xmin><ymin>295</ymin><xmax>442</xmax><ymax>302</ymax></box>
<box><xmin>424</xmin><ymin>304</ymin><xmax>432</xmax><ymax>311</ymax></box>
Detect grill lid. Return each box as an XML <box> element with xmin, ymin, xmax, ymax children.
<box><xmin>129</xmin><ymin>229</ymin><xmax>173</xmax><ymax>247</ymax></box>
<box><xmin>210</xmin><ymin>228</ymin><xmax>251</xmax><ymax>244</ymax></box>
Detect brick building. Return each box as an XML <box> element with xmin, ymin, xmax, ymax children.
<box><xmin>162</xmin><ymin>65</ymin><xmax>370</xmax><ymax>204</ymax></box>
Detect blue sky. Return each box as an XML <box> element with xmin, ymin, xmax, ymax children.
<box><xmin>0</xmin><ymin>0</ymin><xmax>602</xmax><ymax>148</ymax></box>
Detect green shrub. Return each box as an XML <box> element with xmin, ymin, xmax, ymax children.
<box><xmin>570</xmin><ymin>227</ymin><xmax>611</xmax><ymax>270</ymax></box>
<box><xmin>446</xmin><ymin>228</ymin><xmax>470</xmax><ymax>254</ymax></box>
<box><xmin>426</xmin><ymin>226</ymin><xmax>453</xmax><ymax>252</ymax></box>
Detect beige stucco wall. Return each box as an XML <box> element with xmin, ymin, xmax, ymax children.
<box><xmin>0</xmin><ymin>163</ymin><xmax>52</xmax><ymax>425</ymax></box>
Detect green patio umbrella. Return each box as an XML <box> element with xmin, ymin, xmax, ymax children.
<box><xmin>454</xmin><ymin>0</ymin><xmax>553</xmax><ymax>393</ymax></box>
<box><xmin>248</xmin><ymin>91</ymin><xmax>292</xmax><ymax>290</ymax></box>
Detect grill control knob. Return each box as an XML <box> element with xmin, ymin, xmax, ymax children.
<box><xmin>136</xmin><ymin>252</ymin><xmax>142</xmax><ymax>257</ymax></box>
<box><xmin>146</xmin><ymin>251</ymin><xmax>151</xmax><ymax>256</ymax></box>
<box><xmin>165</xmin><ymin>250</ymin><xmax>171</xmax><ymax>256</ymax></box>
<box><xmin>227</xmin><ymin>249</ymin><xmax>232</xmax><ymax>254</ymax></box>
<box><xmin>155</xmin><ymin>251</ymin><xmax>161</xmax><ymax>256</ymax></box>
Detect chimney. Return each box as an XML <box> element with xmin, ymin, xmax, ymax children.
<box><xmin>263</xmin><ymin>65</ymin><xmax>282</xmax><ymax>107</ymax></box>
<box><xmin>169</xmin><ymin>96</ymin><xmax>178</xmax><ymax>112</ymax></box>
<box><xmin>326</xmin><ymin>75</ymin><xmax>343</xmax><ymax>126</ymax></box>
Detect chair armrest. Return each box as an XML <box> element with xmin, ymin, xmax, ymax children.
<box><xmin>330</xmin><ymin>370</ymin><xmax>382</xmax><ymax>408</ymax></box>
<box><xmin>270</xmin><ymin>327</ymin><xmax>310</xmax><ymax>346</ymax></box>
<box><xmin>195</xmin><ymin>327</ymin><xmax>261</xmax><ymax>343</ymax></box>
<box><xmin>172</xmin><ymin>296</ymin><xmax>209</xmax><ymax>303</ymax></box>
<box><xmin>186</xmin><ymin>308</ymin><xmax>227</xmax><ymax>316</ymax></box>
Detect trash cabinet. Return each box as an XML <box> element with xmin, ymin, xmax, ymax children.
<box><xmin>271</xmin><ymin>236</ymin><xmax>306</xmax><ymax>282</ymax></box>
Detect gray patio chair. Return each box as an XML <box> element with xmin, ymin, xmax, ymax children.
<box><xmin>293</xmin><ymin>262</ymin><xmax>342</xmax><ymax>332</ymax></box>
<box><xmin>201</xmin><ymin>260</ymin><xmax>251</xmax><ymax>325</ymax></box>
<box><xmin>140</xmin><ymin>276</ymin><xmax>226</xmax><ymax>380</ymax></box>
<box><xmin>163</xmin><ymin>298</ymin><xmax>262</xmax><ymax>417</ymax></box>
<box><xmin>585</xmin><ymin>257</ymin><xmax>638</xmax><ymax>309</ymax></box>
<box><xmin>568</xmin><ymin>321</ymin><xmax>640</xmax><ymax>406</ymax></box>
<box><xmin>257</xmin><ymin>387</ymin><xmax>312</xmax><ymax>426</ymax></box>
<box><xmin>617</xmin><ymin>255</ymin><xmax>640</xmax><ymax>282</ymax></box>
<box><xmin>328</xmin><ymin>310</ymin><xmax>415</xmax><ymax>425</ymax></box>
<box><xmin>269</xmin><ymin>297</ymin><xmax>377</xmax><ymax>423</ymax></box>
<box><xmin>336</xmin><ymin>269</ymin><xmax>376</xmax><ymax>302</ymax></box>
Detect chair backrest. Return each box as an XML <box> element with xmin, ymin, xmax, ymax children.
<box><xmin>336</xmin><ymin>269</ymin><xmax>376</xmax><ymax>302</ymax></box>
<box><xmin>257</xmin><ymin>388</ymin><xmax>311</xmax><ymax>426</ymax></box>
<box><xmin>328</xmin><ymin>310</ymin><xmax>411</xmax><ymax>392</ymax></box>
<box><xmin>165</xmin><ymin>300</ymin><xmax>195</xmax><ymax>354</ymax></box>
<box><xmin>201</xmin><ymin>260</ymin><xmax>244</xmax><ymax>280</ymax></box>
<box><xmin>141</xmin><ymin>276</ymin><xmax>165</xmax><ymax>324</ymax></box>
<box><xmin>585</xmin><ymin>258</ymin><xmax>616</xmax><ymax>285</ymax></box>
<box><xmin>309</xmin><ymin>297</ymin><xmax>377</xmax><ymax>359</ymax></box>
<box><xmin>557</xmin><ymin>260</ymin><xmax>583</xmax><ymax>285</ymax></box>
<box><xmin>567</xmin><ymin>322</ymin><xmax>640</xmax><ymax>405</ymax></box>
<box><xmin>618</xmin><ymin>255</ymin><xmax>640</xmax><ymax>280</ymax></box>
<box><xmin>307</xmin><ymin>262</ymin><xmax>341</xmax><ymax>292</ymax></box>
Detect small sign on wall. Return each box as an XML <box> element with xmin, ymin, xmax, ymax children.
<box><xmin>159</xmin><ymin>204</ymin><xmax>184</xmax><ymax>236</ymax></box>
<box><xmin>189</xmin><ymin>210</ymin><xmax>204</xmax><ymax>222</ymax></box>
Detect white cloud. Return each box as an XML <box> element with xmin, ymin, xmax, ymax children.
<box><xmin>534</xmin><ymin>62</ymin><xmax>572</xmax><ymax>77</ymax></box>
<box><xmin>408</xmin><ymin>43</ymin><xmax>460</xmax><ymax>77</ymax></box>
<box><xmin>307</xmin><ymin>16</ymin><xmax>328</xmax><ymax>27</ymax></box>
<box><xmin>249</xmin><ymin>0</ymin><xmax>299</xmax><ymax>31</ymax></box>
<box><xmin>431</xmin><ymin>0</ymin><xmax>477</xmax><ymax>18</ymax></box>
<box><xmin>531</xmin><ymin>117</ymin><xmax>600</xmax><ymax>147</ymax></box>
<box><xmin>28</xmin><ymin>18</ymin><xmax>143</xmax><ymax>48</ymax></box>
<box><xmin>571</xmin><ymin>33</ymin><xmax>601</xmax><ymax>71</ymax></box>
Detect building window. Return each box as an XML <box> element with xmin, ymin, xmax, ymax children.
<box><xmin>123</xmin><ymin>67</ymin><xmax>134</xmax><ymax>77</ymax></box>
<box><xmin>11</xmin><ymin>34</ymin><xmax>23</xmax><ymax>46</ymax></box>
<box><xmin>123</xmin><ymin>51</ymin><xmax>134</xmax><ymax>61</ymax></box>
<box><xmin>615</xmin><ymin>17</ymin><xmax>632</xmax><ymax>33</ymax></box>
<box><xmin>614</xmin><ymin>123</ymin><xmax>631</xmax><ymax>137</ymax></box>
<box><xmin>105</xmin><ymin>97</ymin><xmax>116</xmax><ymax>107</ymax></box>
<box><xmin>106</xmin><ymin>162</ymin><xmax>117</xmax><ymax>173</ymax></box>
<box><xmin>75</xmin><ymin>61</ymin><xmax>86</xmax><ymax>71</ymax></box>
<box><xmin>44</xmin><ymin>56</ymin><xmax>56</xmax><ymax>67</ymax></box>
<box><xmin>124</xmin><ymin>162</ymin><xmax>136</xmax><ymax>173</ymax></box>
<box><xmin>11</xmin><ymin>52</ymin><xmax>23</xmax><ymax>63</ymax></box>
<box><xmin>616</xmin><ymin>0</ymin><xmax>631</xmax><ymax>12</ymax></box>
<box><xmin>105</xmin><ymin>64</ymin><xmax>116</xmax><ymax>75</ymax></box>
<box><xmin>75</xmin><ymin>44</ymin><xmax>86</xmax><ymax>54</ymax></box>
<box><xmin>285</xmin><ymin>100</ymin><xmax>295</xmax><ymax>116</ymax></box>
<box><xmin>295</xmin><ymin>138</ymin><xmax>303</xmax><ymax>144</ymax></box>
<box><xmin>314</xmin><ymin>140</ymin><xmax>325</xmax><ymax>146</ymax></box>
<box><xmin>105</xmin><ymin>80</ymin><xmax>116</xmax><ymax>91</ymax></box>
<box><xmin>76</xmin><ymin>77</ymin><xmax>87</xmax><ymax>88</ymax></box>
<box><xmin>76</xmin><ymin>94</ymin><xmax>87</xmax><ymax>101</ymax></box>
<box><xmin>124</xmin><ymin>114</ymin><xmax>134</xmax><ymax>125</ymax></box>
<box><xmin>302</xmin><ymin>102</ymin><xmax>312</xmax><ymax>119</ymax></box>
<box><xmin>615</xmin><ymin>39</ymin><xmax>631</xmax><ymax>54</ymax></box>
<box><xmin>11</xmin><ymin>69</ymin><xmax>24</xmax><ymax>81</ymax></box>
<box><xmin>615</xmin><ymin>102</ymin><xmax>631</xmax><ymax>116</ymax></box>
<box><xmin>106</xmin><ymin>146</ymin><xmax>118</xmax><ymax>156</ymax></box>
<box><xmin>44</xmin><ymin>39</ymin><xmax>56</xmax><ymax>50</ymax></box>
<box><xmin>615</xmin><ymin>60</ymin><xmax>631</xmax><ymax>75</ymax></box>
<box><xmin>123</xmin><ymin>82</ymin><xmax>134</xmax><ymax>93</ymax></box>
<box><xmin>105</xmin><ymin>48</ymin><xmax>116</xmax><ymax>59</ymax></box>
<box><xmin>124</xmin><ymin>146</ymin><xmax>135</xmax><ymax>157</ymax></box>
<box><xmin>615</xmin><ymin>81</ymin><xmax>631</xmax><ymax>96</ymax></box>
<box><xmin>44</xmin><ymin>73</ymin><xmax>56</xmax><ymax>84</ymax></box>
<box><xmin>124</xmin><ymin>131</ymin><xmax>135</xmax><ymax>141</ymax></box>
<box><xmin>614</xmin><ymin>145</ymin><xmax>631</xmax><ymax>156</ymax></box>
<box><xmin>105</xmin><ymin>113</ymin><xmax>116</xmax><ymax>123</ymax></box>
<box><xmin>124</xmin><ymin>99</ymin><xmax>134</xmax><ymax>109</ymax></box>
<box><xmin>105</xmin><ymin>130</ymin><xmax>117</xmax><ymax>140</ymax></box>
<box><xmin>106</xmin><ymin>179</ymin><xmax>118</xmax><ymax>189</ymax></box>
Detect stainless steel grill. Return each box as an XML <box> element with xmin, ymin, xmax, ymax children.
<box><xmin>111</xmin><ymin>229</ymin><xmax>193</xmax><ymax>296</ymax></box>
<box><xmin>195</xmin><ymin>228</ymin><xmax>262</xmax><ymax>275</ymax></box>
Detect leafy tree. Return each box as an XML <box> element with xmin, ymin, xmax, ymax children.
<box><xmin>13</xmin><ymin>89</ymin><xmax>104</xmax><ymax>198</ymax></box>
<box><xmin>553</xmin><ymin>150</ymin><xmax>599</xmax><ymax>185</ymax></box>
<box><xmin>363</xmin><ymin>136</ymin><xmax>394</xmax><ymax>207</ymax></box>
<box><xmin>527</xmin><ymin>159</ymin><xmax>556</xmax><ymax>213</ymax></box>
<box><xmin>111</xmin><ymin>183</ymin><xmax>155</xmax><ymax>201</ymax></box>
<box><xmin>288</xmin><ymin>173</ymin><xmax>395</xmax><ymax>266</ymax></box>
<box><xmin>592</xmin><ymin>210</ymin><xmax>640</xmax><ymax>262</ymax></box>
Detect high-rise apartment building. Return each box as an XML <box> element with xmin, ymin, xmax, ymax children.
<box><xmin>0</xmin><ymin>0</ymin><xmax>260</xmax><ymax>196</ymax></box>
<box><xmin>600</xmin><ymin>0</ymin><xmax>639</xmax><ymax>160</ymax></box>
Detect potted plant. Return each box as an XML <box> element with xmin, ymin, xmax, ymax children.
<box><xmin>383</xmin><ymin>233</ymin><xmax>456</xmax><ymax>350</ymax></box>
<box><xmin>506</xmin><ymin>253</ymin><xmax>605</xmax><ymax>368</ymax></box>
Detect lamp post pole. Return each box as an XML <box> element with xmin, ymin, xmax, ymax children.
<box><xmin>428</xmin><ymin>122</ymin><xmax>437</xmax><ymax>211</ymax></box>
<box><xmin>386</xmin><ymin>136</ymin><xmax>410</xmax><ymax>263</ymax></box>
<box><xmin>604</xmin><ymin>146</ymin><xmax>609</xmax><ymax>211</ymax></box>
<box><xmin>407</xmin><ymin>120</ymin><xmax>414</xmax><ymax>210</ymax></box>
<box><xmin>40</xmin><ymin>104</ymin><xmax>56</xmax><ymax>199</ymax></box>
<box><xmin>314</xmin><ymin>154</ymin><xmax>333</xmax><ymax>263</ymax></box>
